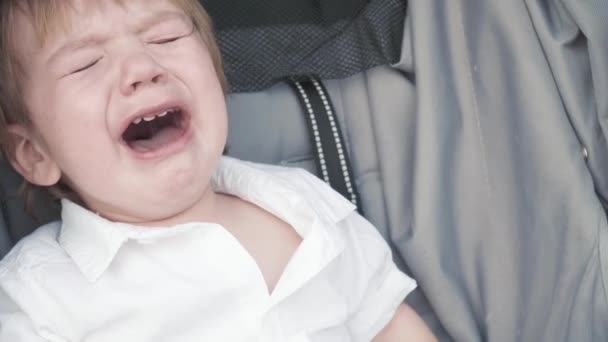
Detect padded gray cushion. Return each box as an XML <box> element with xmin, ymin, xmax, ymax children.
<box><xmin>397</xmin><ymin>0</ymin><xmax>608</xmax><ymax>341</ymax></box>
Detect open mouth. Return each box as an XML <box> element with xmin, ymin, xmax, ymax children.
<box><xmin>121</xmin><ymin>107</ymin><xmax>189</xmax><ymax>154</ymax></box>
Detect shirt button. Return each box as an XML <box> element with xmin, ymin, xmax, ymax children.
<box><xmin>582</xmin><ymin>146</ymin><xmax>589</xmax><ymax>160</ymax></box>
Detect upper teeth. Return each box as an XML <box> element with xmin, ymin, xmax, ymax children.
<box><xmin>133</xmin><ymin>109</ymin><xmax>175</xmax><ymax>125</ymax></box>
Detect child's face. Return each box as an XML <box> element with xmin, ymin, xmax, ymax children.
<box><xmin>14</xmin><ymin>0</ymin><xmax>227</xmax><ymax>223</ymax></box>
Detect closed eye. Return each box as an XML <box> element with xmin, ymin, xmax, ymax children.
<box><xmin>150</xmin><ymin>36</ymin><xmax>182</xmax><ymax>45</ymax></box>
<box><xmin>71</xmin><ymin>58</ymin><xmax>101</xmax><ymax>75</ymax></box>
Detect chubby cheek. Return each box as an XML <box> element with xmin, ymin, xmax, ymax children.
<box><xmin>42</xmin><ymin>124</ymin><xmax>118</xmax><ymax>204</ymax></box>
<box><xmin>59</xmin><ymin>152</ymin><xmax>121</xmax><ymax>205</ymax></box>
<box><xmin>29</xmin><ymin>102</ymin><xmax>112</xmax><ymax>180</ymax></box>
<box><xmin>47</xmin><ymin>115</ymin><xmax>113</xmax><ymax>170</ymax></box>
<box><xmin>184</xmin><ymin>41</ymin><xmax>227</xmax><ymax>117</ymax></box>
<box><xmin>192</xmin><ymin>76</ymin><xmax>229</xmax><ymax>148</ymax></box>
<box><xmin>35</xmin><ymin>72</ymin><xmax>111</xmax><ymax>145</ymax></box>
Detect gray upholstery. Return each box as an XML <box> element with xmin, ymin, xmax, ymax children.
<box><xmin>397</xmin><ymin>0</ymin><xmax>608</xmax><ymax>341</ymax></box>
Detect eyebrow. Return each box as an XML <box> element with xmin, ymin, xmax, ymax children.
<box><xmin>47</xmin><ymin>11</ymin><xmax>189</xmax><ymax>64</ymax></box>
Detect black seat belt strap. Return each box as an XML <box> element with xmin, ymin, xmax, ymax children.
<box><xmin>289</xmin><ymin>77</ymin><xmax>364</xmax><ymax>214</ymax></box>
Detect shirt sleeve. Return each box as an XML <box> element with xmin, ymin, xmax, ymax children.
<box><xmin>341</xmin><ymin>213</ymin><xmax>417</xmax><ymax>342</ymax></box>
<box><xmin>0</xmin><ymin>288</ymin><xmax>53</xmax><ymax>342</ymax></box>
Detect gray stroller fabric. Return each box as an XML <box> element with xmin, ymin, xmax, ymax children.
<box><xmin>397</xmin><ymin>0</ymin><xmax>608</xmax><ymax>340</ymax></box>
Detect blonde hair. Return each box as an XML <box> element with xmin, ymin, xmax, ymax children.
<box><xmin>0</xmin><ymin>0</ymin><xmax>226</xmax><ymax>205</ymax></box>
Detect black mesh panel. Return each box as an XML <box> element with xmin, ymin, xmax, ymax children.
<box><xmin>202</xmin><ymin>0</ymin><xmax>407</xmax><ymax>93</ymax></box>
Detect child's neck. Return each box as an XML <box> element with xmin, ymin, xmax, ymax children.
<box><xmin>92</xmin><ymin>187</ymin><xmax>231</xmax><ymax>228</ymax></box>
<box><xmin>145</xmin><ymin>189</ymin><xmax>231</xmax><ymax>227</ymax></box>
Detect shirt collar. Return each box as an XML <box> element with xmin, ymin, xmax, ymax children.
<box><xmin>59</xmin><ymin>156</ymin><xmax>356</xmax><ymax>283</ymax></box>
<box><xmin>59</xmin><ymin>200</ymin><xmax>129</xmax><ymax>282</ymax></box>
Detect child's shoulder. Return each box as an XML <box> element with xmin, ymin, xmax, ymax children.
<box><xmin>0</xmin><ymin>221</ymin><xmax>64</xmax><ymax>279</ymax></box>
<box><xmin>218</xmin><ymin>157</ymin><xmax>357</xmax><ymax>221</ymax></box>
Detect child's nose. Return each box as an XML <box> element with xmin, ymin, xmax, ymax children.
<box><xmin>119</xmin><ymin>52</ymin><xmax>168</xmax><ymax>96</ymax></box>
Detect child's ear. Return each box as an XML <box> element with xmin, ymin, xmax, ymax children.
<box><xmin>6</xmin><ymin>124</ymin><xmax>61</xmax><ymax>186</ymax></box>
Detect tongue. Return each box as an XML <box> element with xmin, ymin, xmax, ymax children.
<box><xmin>129</xmin><ymin>126</ymin><xmax>183</xmax><ymax>152</ymax></box>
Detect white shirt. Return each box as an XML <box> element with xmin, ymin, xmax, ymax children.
<box><xmin>0</xmin><ymin>157</ymin><xmax>416</xmax><ymax>342</ymax></box>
